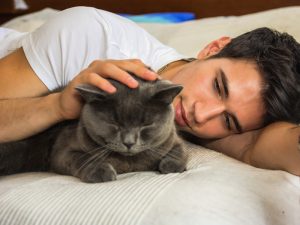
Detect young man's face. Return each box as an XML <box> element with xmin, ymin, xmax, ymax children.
<box><xmin>170</xmin><ymin>58</ymin><xmax>265</xmax><ymax>139</ymax></box>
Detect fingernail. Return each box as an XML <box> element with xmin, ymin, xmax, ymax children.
<box><xmin>144</xmin><ymin>70</ymin><xmax>158</xmax><ymax>80</ymax></box>
<box><xmin>128</xmin><ymin>77</ymin><xmax>138</xmax><ymax>87</ymax></box>
<box><xmin>107</xmin><ymin>86</ymin><xmax>116</xmax><ymax>93</ymax></box>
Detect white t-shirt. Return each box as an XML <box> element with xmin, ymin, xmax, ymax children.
<box><xmin>0</xmin><ymin>27</ymin><xmax>26</xmax><ymax>58</ymax></box>
<box><xmin>0</xmin><ymin>7</ymin><xmax>185</xmax><ymax>91</ymax></box>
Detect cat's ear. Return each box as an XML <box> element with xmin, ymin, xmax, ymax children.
<box><xmin>75</xmin><ymin>84</ymin><xmax>108</xmax><ymax>102</ymax></box>
<box><xmin>151</xmin><ymin>81</ymin><xmax>183</xmax><ymax>105</ymax></box>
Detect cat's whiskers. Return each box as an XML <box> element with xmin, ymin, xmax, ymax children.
<box><xmin>146</xmin><ymin>146</ymin><xmax>185</xmax><ymax>161</ymax></box>
<box><xmin>106</xmin><ymin>142</ymin><xmax>127</xmax><ymax>152</ymax></box>
<box><xmin>76</xmin><ymin>145</ymin><xmax>110</xmax><ymax>165</ymax></box>
<box><xmin>84</xmin><ymin>144</ymin><xmax>109</xmax><ymax>154</ymax></box>
<box><xmin>74</xmin><ymin>149</ymin><xmax>111</xmax><ymax>177</ymax></box>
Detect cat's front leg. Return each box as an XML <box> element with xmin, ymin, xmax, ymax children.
<box><xmin>56</xmin><ymin>151</ymin><xmax>117</xmax><ymax>183</ymax></box>
<box><xmin>159</xmin><ymin>142</ymin><xmax>187</xmax><ymax>174</ymax></box>
<box><xmin>77</xmin><ymin>160</ymin><xmax>117</xmax><ymax>183</ymax></box>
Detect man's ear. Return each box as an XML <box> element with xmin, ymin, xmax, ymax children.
<box><xmin>197</xmin><ymin>37</ymin><xmax>231</xmax><ymax>59</ymax></box>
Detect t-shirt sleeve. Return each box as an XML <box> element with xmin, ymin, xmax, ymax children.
<box><xmin>0</xmin><ymin>28</ymin><xmax>26</xmax><ymax>59</ymax></box>
<box><xmin>22</xmin><ymin>7</ymin><xmax>110</xmax><ymax>90</ymax></box>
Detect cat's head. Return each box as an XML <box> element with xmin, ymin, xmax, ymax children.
<box><xmin>75</xmin><ymin>75</ymin><xmax>182</xmax><ymax>156</ymax></box>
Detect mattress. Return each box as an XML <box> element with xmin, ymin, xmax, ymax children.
<box><xmin>1</xmin><ymin>6</ymin><xmax>300</xmax><ymax>225</ymax></box>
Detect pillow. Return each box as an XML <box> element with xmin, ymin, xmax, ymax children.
<box><xmin>119</xmin><ymin>12</ymin><xmax>195</xmax><ymax>23</ymax></box>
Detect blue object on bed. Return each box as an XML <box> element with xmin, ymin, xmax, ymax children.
<box><xmin>120</xmin><ymin>12</ymin><xmax>196</xmax><ymax>23</ymax></box>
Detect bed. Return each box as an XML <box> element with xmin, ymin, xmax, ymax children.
<box><xmin>1</xmin><ymin>1</ymin><xmax>300</xmax><ymax>225</ymax></box>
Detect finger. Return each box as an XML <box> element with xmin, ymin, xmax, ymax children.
<box><xmin>103</xmin><ymin>64</ymin><xmax>140</xmax><ymax>88</ymax></box>
<box><xmin>89</xmin><ymin>62</ymin><xmax>140</xmax><ymax>88</ymax></box>
<box><xmin>88</xmin><ymin>59</ymin><xmax>157</xmax><ymax>88</ymax></box>
<box><xmin>83</xmin><ymin>72</ymin><xmax>117</xmax><ymax>93</ymax></box>
<box><xmin>115</xmin><ymin>59</ymin><xmax>158</xmax><ymax>81</ymax></box>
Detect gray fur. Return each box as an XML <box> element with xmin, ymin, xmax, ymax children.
<box><xmin>0</xmin><ymin>76</ymin><xmax>187</xmax><ymax>183</ymax></box>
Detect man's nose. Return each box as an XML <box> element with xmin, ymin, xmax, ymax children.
<box><xmin>194</xmin><ymin>100</ymin><xmax>225</xmax><ymax>124</ymax></box>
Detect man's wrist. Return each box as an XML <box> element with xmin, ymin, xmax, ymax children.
<box><xmin>46</xmin><ymin>92</ymin><xmax>66</xmax><ymax>123</ymax></box>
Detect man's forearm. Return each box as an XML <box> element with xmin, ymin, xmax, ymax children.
<box><xmin>0</xmin><ymin>93</ymin><xmax>64</xmax><ymax>143</ymax></box>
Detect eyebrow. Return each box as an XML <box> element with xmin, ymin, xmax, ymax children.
<box><xmin>220</xmin><ymin>69</ymin><xmax>229</xmax><ymax>98</ymax></box>
<box><xmin>219</xmin><ymin>69</ymin><xmax>243</xmax><ymax>133</ymax></box>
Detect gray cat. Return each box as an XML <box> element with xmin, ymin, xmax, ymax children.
<box><xmin>0</xmin><ymin>76</ymin><xmax>187</xmax><ymax>183</ymax></box>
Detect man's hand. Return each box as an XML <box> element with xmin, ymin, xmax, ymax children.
<box><xmin>55</xmin><ymin>59</ymin><xmax>158</xmax><ymax>120</ymax></box>
<box><xmin>203</xmin><ymin>121</ymin><xmax>300</xmax><ymax>176</ymax></box>
<box><xmin>243</xmin><ymin>122</ymin><xmax>300</xmax><ymax>176</ymax></box>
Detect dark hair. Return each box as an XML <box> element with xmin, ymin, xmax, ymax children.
<box><xmin>211</xmin><ymin>27</ymin><xmax>300</xmax><ymax>125</ymax></box>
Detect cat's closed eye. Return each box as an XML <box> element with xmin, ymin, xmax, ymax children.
<box><xmin>106</xmin><ymin>123</ymin><xmax>119</xmax><ymax>133</ymax></box>
<box><xmin>143</xmin><ymin>122</ymin><xmax>155</xmax><ymax>127</ymax></box>
<box><xmin>140</xmin><ymin>123</ymin><xmax>156</xmax><ymax>139</ymax></box>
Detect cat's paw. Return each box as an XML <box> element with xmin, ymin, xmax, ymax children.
<box><xmin>159</xmin><ymin>158</ymin><xmax>186</xmax><ymax>174</ymax></box>
<box><xmin>80</xmin><ymin>163</ymin><xmax>117</xmax><ymax>183</ymax></box>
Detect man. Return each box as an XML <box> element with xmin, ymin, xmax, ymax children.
<box><xmin>0</xmin><ymin>7</ymin><xmax>299</xmax><ymax>175</ymax></box>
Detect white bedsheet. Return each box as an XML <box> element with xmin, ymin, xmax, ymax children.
<box><xmin>1</xmin><ymin>6</ymin><xmax>300</xmax><ymax>225</ymax></box>
<box><xmin>0</xmin><ymin>141</ymin><xmax>299</xmax><ymax>225</ymax></box>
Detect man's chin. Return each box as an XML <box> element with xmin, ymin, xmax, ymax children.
<box><xmin>175</xmin><ymin>126</ymin><xmax>217</xmax><ymax>140</ymax></box>
<box><xmin>175</xmin><ymin>123</ymin><xmax>193</xmax><ymax>133</ymax></box>
<box><xmin>175</xmin><ymin>123</ymin><xmax>186</xmax><ymax>131</ymax></box>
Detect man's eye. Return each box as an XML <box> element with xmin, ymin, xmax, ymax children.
<box><xmin>224</xmin><ymin>113</ymin><xmax>231</xmax><ymax>131</ymax></box>
<box><xmin>214</xmin><ymin>78</ymin><xmax>221</xmax><ymax>96</ymax></box>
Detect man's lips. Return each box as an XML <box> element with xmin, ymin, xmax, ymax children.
<box><xmin>175</xmin><ymin>98</ymin><xmax>191</xmax><ymax>128</ymax></box>
<box><xmin>181</xmin><ymin>101</ymin><xmax>191</xmax><ymax>127</ymax></box>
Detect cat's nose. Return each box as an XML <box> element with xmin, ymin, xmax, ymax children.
<box><xmin>124</xmin><ymin>142</ymin><xmax>134</xmax><ymax>149</ymax></box>
<box><xmin>122</xmin><ymin>131</ymin><xmax>137</xmax><ymax>149</ymax></box>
